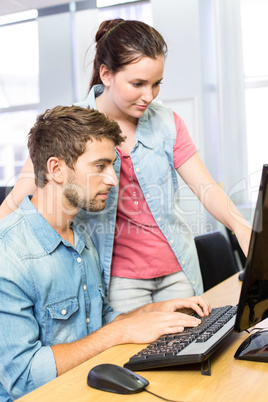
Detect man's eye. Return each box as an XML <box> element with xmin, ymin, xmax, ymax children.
<box><xmin>96</xmin><ymin>164</ymin><xmax>105</xmax><ymax>171</ymax></box>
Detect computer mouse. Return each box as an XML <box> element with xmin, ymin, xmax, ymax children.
<box><xmin>234</xmin><ymin>330</ymin><xmax>268</xmax><ymax>362</ymax></box>
<box><xmin>87</xmin><ymin>363</ymin><xmax>149</xmax><ymax>394</ymax></box>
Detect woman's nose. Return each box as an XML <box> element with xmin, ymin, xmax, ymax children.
<box><xmin>141</xmin><ymin>87</ymin><xmax>154</xmax><ymax>103</ymax></box>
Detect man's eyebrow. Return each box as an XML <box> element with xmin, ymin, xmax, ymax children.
<box><xmin>92</xmin><ymin>157</ymin><xmax>117</xmax><ymax>164</ymax></box>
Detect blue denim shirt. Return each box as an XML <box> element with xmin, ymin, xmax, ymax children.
<box><xmin>0</xmin><ymin>196</ymin><xmax>119</xmax><ymax>402</ymax></box>
<box><xmin>75</xmin><ymin>85</ymin><xmax>203</xmax><ymax>297</ymax></box>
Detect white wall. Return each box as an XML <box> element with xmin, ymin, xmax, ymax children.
<box><xmin>38</xmin><ymin>12</ymin><xmax>74</xmax><ymax>110</ymax></box>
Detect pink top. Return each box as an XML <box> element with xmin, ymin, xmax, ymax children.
<box><xmin>111</xmin><ymin>112</ymin><xmax>197</xmax><ymax>279</ymax></box>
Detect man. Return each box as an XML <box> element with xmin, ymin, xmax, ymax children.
<box><xmin>0</xmin><ymin>106</ymin><xmax>210</xmax><ymax>401</ymax></box>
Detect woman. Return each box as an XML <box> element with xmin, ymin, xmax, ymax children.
<box><xmin>0</xmin><ymin>19</ymin><xmax>251</xmax><ymax>313</ymax></box>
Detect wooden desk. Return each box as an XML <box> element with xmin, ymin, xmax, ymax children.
<box><xmin>17</xmin><ymin>273</ymin><xmax>268</xmax><ymax>402</ymax></box>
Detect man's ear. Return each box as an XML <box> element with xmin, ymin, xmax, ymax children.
<box><xmin>99</xmin><ymin>64</ymin><xmax>113</xmax><ymax>86</ymax></box>
<box><xmin>47</xmin><ymin>157</ymin><xmax>65</xmax><ymax>184</ymax></box>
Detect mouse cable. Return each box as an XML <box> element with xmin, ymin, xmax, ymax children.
<box><xmin>144</xmin><ymin>388</ymin><xmax>185</xmax><ymax>402</ymax></box>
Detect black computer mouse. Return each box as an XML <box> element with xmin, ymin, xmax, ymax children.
<box><xmin>234</xmin><ymin>330</ymin><xmax>268</xmax><ymax>362</ymax></box>
<box><xmin>87</xmin><ymin>363</ymin><xmax>149</xmax><ymax>394</ymax></box>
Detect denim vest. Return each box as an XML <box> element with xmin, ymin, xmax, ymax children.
<box><xmin>75</xmin><ymin>85</ymin><xmax>203</xmax><ymax>296</ymax></box>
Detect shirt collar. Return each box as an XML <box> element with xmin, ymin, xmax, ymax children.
<box><xmin>85</xmin><ymin>84</ymin><xmax>104</xmax><ymax>109</ymax></box>
<box><xmin>135</xmin><ymin>110</ymin><xmax>153</xmax><ymax>149</ymax></box>
<box><xmin>19</xmin><ymin>196</ymin><xmax>90</xmax><ymax>254</ymax></box>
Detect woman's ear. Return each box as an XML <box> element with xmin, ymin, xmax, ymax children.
<box><xmin>47</xmin><ymin>157</ymin><xmax>65</xmax><ymax>184</ymax></box>
<box><xmin>99</xmin><ymin>64</ymin><xmax>113</xmax><ymax>86</ymax></box>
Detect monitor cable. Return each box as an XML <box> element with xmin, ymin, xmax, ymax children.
<box><xmin>144</xmin><ymin>388</ymin><xmax>185</xmax><ymax>402</ymax></box>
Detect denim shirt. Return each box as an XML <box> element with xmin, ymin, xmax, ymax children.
<box><xmin>75</xmin><ymin>85</ymin><xmax>204</xmax><ymax>297</ymax></box>
<box><xmin>0</xmin><ymin>196</ymin><xmax>119</xmax><ymax>402</ymax></box>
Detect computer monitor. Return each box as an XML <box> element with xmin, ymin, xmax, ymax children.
<box><xmin>234</xmin><ymin>164</ymin><xmax>268</xmax><ymax>361</ymax></box>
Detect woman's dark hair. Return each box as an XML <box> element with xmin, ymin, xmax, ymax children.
<box><xmin>89</xmin><ymin>19</ymin><xmax>168</xmax><ymax>91</ymax></box>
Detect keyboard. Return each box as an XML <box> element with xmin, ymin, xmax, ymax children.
<box><xmin>124</xmin><ymin>305</ymin><xmax>237</xmax><ymax>372</ymax></box>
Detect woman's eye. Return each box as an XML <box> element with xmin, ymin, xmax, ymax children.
<box><xmin>132</xmin><ymin>82</ymin><xmax>142</xmax><ymax>88</ymax></box>
<box><xmin>154</xmin><ymin>81</ymin><xmax>162</xmax><ymax>87</ymax></box>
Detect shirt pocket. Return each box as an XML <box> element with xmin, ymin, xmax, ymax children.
<box><xmin>45</xmin><ymin>297</ymin><xmax>79</xmax><ymax>345</ymax></box>
<box><xmin>157</xmin><ymin>166</ymin><xmax>172</xmax><ymax>185</ymax></box>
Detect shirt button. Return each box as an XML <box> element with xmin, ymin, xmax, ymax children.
<box><xmin>181</xmin><ymin>261</ymin><xmax>185</xmax><ymax>265</ymax></box>
<box><xmin>83</xmin><ymin>285</ymin><xmax>87</xmax><ymax>291</ymax></box>
<box><xmin>61</xmin><ymin>309</ymin><xmax>67</xmax><ymax>316</ymax></box>
<box><xmin>146</xmin><ymin>194</ymin><xmax>151</xmax><ymax>199</ymax></box>
<box><xmin>135</xmin><ymin>168</ymin><xmax>140</xmax><ymax>173</ymax></box>
<box><xmin>157</xmin><ymin>217</ymin><xmax>162</xmax><ymax>222</ymax></box>
<box><xmin>170</xmin><ymin>240</ymin><xmax>174</xmax><ymax>244</ymax></box>
<box><xmin>86</xmin><ymin>318</ymin><xmax>90</xmax><ymax>324</ymax></box>
<box><xmin>77</xmin><ymin>257</ymin><xmax>82</xmax><ymax>263</ymax></box>
<box><xmin>134</xmin><ymin>201</ymin><xmax>139</xmax><ymax>205</ymax></box>
<box><xmin>192</xmin><ymin>281</ymin><xmax>196</xmax><ymax>285</ymax></box>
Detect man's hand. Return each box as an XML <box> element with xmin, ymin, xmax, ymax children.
<box><xmin>112</xmin><ymin>310</ymin><xmax>202</xmax><ymax>344</ymax></box>
<box><xmin>113</xmin><ymin>296</ymin><xmax>211</xmax><ymax>344</ymax></box>
<box><xmin>134</xmin><ymin>296</ymin><xmax>211</xmax><ymax>318</ymax></box>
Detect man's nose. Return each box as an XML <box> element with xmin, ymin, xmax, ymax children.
<box><xmin>103</xmin><ymin>166</ymin><xmax>119</xmax><ymax>188</ymax></box>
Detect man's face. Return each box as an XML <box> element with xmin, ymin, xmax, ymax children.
<box><xmin>63</xmin><ymin>138</ymin><xmax>118</xmax><ymax>212</ymax></box>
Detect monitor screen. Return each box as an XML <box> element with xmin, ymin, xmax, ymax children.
<box><xmin>234</xmin><ymin>164</ymin><xmax>268</xmax><ymax>332</ymax></box>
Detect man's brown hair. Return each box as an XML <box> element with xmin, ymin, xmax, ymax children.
<box><xmin>27</xmin><ymin>105</ymin><xmax>124</xmax><ymax>187</ymax></box>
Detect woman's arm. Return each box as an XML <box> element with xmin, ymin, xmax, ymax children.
<box><xmin>0</xmin><ymin>156</ymin><xmax>36</xmax><ymax>219</ymax></box>
<box><xmin>177</xmin><ymin>153</ymin><xmax>252</xmax><ymax>256</ymax></box>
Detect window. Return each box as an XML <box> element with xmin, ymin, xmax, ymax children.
<box><xmin>240</xmin><ymin>0</ymin><xmax>268</xmax><ymax>200</ymax></box>
<box><xmin>0</xmin><ymin>14</ymin><xmax>39</xmax><ymax>186</ymax></box>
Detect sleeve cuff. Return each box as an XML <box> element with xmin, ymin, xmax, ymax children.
<box><xmin>103</xmin><ymin>310</ymin><xmax>121</xmax><ymax>325</ymax></box>
<box><xmin>31</xmin><ymin>346</ymin><xmax>57</xmax><ymax>388</ymax></box>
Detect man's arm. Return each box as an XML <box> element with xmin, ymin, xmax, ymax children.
<box><xmin>0</xmin><ymin>239</ymin><xmax>210</xmax><ymax>395</ymax></box>
<box><xmin>51</xmin><ymin>295</ymin><xmax>210</xmax><ymax>376</ymax></box>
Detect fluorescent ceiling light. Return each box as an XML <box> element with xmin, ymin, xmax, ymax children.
<box><xmin>97</xmin><ymin>0</ymin><xmax>140</xmax><ymax>8</ymax></box>
<box><xmin>0</xmin><ymin>10</ymin><xmax>38</xmax><ymax>26</ymax></box>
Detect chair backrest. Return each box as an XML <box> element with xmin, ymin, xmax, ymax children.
<box><xmin>194</xmin><ymin>230</ymin><xmax>239</xmax><ymax>292</ymax></box>
<box><xmin>225</xmin><ymin>227</ymin><xmax>246</xmax><ymax>269</ymax></box>
<box><xmin>0</xmin><ymin>186</ymin><xmax>13</xmax><ymax>205</ymax></box>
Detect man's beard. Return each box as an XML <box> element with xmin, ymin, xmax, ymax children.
<box><xmin>64</xmin><ymin>178</ymin><xmax>106</xmax><ymax>213</ymax></box>
<box><xmin>65</xmin><ymin>188</ymin><xmax>106</xmax><ymax>212</ymax></box>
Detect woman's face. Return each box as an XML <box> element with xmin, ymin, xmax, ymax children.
<box><xmin>104</xmin><ymin>55</ymin><xmax>165</xmax><ymax>121</ymax></box>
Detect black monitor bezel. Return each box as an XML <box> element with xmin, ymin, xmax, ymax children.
<box><xmin>234</xmin><ymin>164</ymin><xmax>268</xmax><ymax>332</ymax></box>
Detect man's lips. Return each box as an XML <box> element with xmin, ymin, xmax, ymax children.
<box><xmin>97</xmin><ymin>192</ymin><xmax>110</xmax><ymax>200</ymax></box>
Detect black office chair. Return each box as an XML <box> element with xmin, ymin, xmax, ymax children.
<box><xmin>225</xmin><ymin>227</ymin><xmax>246</xmax><ymax>268</ymax></box>
<box><xmin>194</xmin><ymin>230</ymin><xmax>240</xmax><ymax>292</ymax></box>
<box><xmin>0</xmin><ymin>186</ymin><xmax>13</xmax><ymax>205</ymax></box>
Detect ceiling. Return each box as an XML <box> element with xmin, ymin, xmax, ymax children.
<box><xmin>0</xmin><ymin>0</ymin><xmax>85</xmax><ymax>17</ymax></box>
